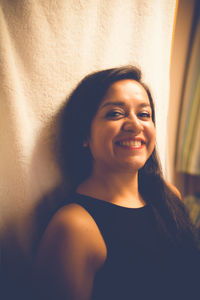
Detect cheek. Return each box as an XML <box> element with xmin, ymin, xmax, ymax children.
<box><xmin>145</xmin><ymin>122</ymin><xmax>156</xmax><ymax>144</ymax></box>
<box><xmin>89</xmin><ymin>125</ymin><xmax>118</xmax><ymax>155</ymax></box>
<box><xmin>149</xmin><ymin>125</ymin><xmax>156</xmax><ymax>148</ymax></box>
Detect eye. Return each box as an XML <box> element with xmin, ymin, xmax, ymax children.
<box><xmin>138</xmin><ymin>112</ymin><xmax>151</xmax><ymax>119</ymax></box>
<box><xmin>105</xmin><ymin>110</ymin><xmax>125</xmax><ymax>119</ymax></box>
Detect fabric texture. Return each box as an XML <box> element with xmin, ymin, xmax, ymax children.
<box><xmin>176</xmin><ymin>7</ymin><xmax>200</xmax><ymax>175</ymax></box>
<box><xmin>71</xmin><ymin>193</ymin><xmax>200</xmax><ymax>300</ymax></box>
<box><xmin>0</xmin><ymin>1</ymin><xmax>177</xmax><ymax>299</ymax></box>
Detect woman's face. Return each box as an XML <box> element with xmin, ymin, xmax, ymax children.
<box><xmin>87</xmin><ymin>79</ymin><xmax>156</xmax><ymax>175</ymax></box>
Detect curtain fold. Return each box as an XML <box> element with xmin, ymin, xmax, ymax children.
<box><xmin>0</xmin><ymin>1</ymin><xmax>177</xmax><ymax>299</ymax></box>
<box><xmin>176</xmin><ymin>8</ymin><xmax>200</xmax><ymax>175</ymax></box>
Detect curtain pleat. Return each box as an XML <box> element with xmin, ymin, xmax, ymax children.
<box><xmin>176</xmin><ymin>11</ymin><xmax>200</xmax><ymax>175</ymax></box>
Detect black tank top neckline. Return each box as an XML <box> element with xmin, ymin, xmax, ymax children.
<box><xmin>67</xmin><ymin>191</ymin><xmax>199</xmax><ymax>300</ymax></box>
<box><xmin>74</xmin><ymin>192</ymin><xmax>149</xmax><ymax>212</ymax></box>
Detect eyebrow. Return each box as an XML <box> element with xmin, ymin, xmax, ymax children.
<box><xmin>101</xmin><ymin>101</ymin><xmax>151</xmax><ymax>109</ymax></box>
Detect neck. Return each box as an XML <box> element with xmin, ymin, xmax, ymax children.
<box><xmin>77</xmin><ymin>168</ymin><xmax>145</xmax><ymax>208</ymax></box>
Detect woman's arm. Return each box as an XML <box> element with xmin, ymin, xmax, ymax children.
<box><xmin>33</xmin><ymin>204</ymin><xmax>107</xmax><ymax>300</ymax></box>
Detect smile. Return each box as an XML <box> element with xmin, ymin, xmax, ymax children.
<box><xmin>116</xmin><ymin>139</ymin><xmax>145</xmax><ymax>148</ymax></box>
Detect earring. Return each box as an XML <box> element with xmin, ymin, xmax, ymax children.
<box><xmin>83</xmin><ymin>141</ymin><xmax>88</xmax><ymax>147</ymax></box>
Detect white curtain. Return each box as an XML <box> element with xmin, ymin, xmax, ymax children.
<box><xmin>0</xmin><ymin>0</ymin><xmax>176</xmax><ymax>298</ymax></box>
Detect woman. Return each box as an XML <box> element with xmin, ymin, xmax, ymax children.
<box><xmin>34</xmin><ymin>66</ymin><xmax>199</xmax><ymax>300</ymax></box>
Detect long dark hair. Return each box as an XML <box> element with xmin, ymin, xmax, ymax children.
<box><xmin>59</xmin><ymin>65</ymin><xmax>198</xmax><ymax>247</ymax></box>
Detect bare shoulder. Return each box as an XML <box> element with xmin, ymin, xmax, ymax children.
<box><xmin>34</xmin><ymin>203</ymin><xmax>107</xmax><ymax>300</ymax></box>
<box><xmin>165</xmin><ymin>181</ymin><xmax>182</xmax><ymax>200</ymax></box>
<box><xmin>37</xmin><ymin>202</ymin><xmax>107</xmax><ymax>269</ymax></box>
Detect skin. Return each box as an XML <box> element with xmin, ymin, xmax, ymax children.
<box><xmin>89</xmin><ymin>79</ymin><xmax>155</xmax><ymax>173</ymax></box>
<box><xmin>78</xmin><ymin>79</ymin><xmax>156</xmax><ymax>208</ymax></box>
<box><xmin>34</xmin><ymin>80</ymin><xmax>179</xmax><ymax>299</ymax></box>
<box><xmin>34</xmin><ymin>203</ymin><xmax>107</xmax><ymax>300</ymax></box>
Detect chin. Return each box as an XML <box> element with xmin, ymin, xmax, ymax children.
<box><xmin>118</xmin><ymin>160</ymin><xmax>146</xmax><ymax>172</ymax></box>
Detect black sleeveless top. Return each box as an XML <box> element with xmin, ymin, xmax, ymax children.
<box><xmin>70</xmin><ymin>193</ymin><xmax>199</xmax><ymax>300</ymax></box>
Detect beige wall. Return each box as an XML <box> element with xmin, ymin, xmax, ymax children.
<box><xmin>168</xmin><ymin>0</ymin><xmax>195</xmax><ymax>185</ymax></box>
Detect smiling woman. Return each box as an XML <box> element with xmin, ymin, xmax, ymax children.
<box><xmin>87</xmin><ymin>79</ymin><xmax>156</xmax><ymax>177</ymax></box>
<box><xmin>33</xmin><ymin>66</ymin><xmax>200</xmax><ymax>300</ymax></box>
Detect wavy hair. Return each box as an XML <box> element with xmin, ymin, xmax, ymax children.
<box><xmin>59</xmin><ymin>65</ymin><xmax>198</xmax><ymax>247</ymax></box>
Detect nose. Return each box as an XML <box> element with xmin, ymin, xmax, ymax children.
<box><xmin>122</xmin><ymin>114</ymin><xmax>143</xmax><ymax>134</ymax></box>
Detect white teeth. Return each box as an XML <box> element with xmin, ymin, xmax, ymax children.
<box><xmin>119</xmin><ymin>140</ymin><xmax>142</xmax><ymax>147</ymax></box>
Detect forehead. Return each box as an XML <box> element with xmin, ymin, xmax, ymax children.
<box><xmin>100</xmin><ymin>79</ymin><xmax>150</xmax><ymax>106</ymax></box>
